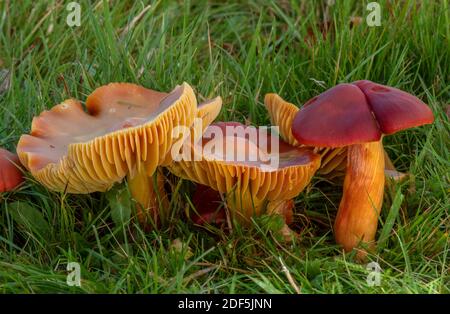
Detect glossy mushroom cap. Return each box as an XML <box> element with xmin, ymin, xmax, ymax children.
<box><xmin>353</xmin><ymin>80</ymin><xmax>434</xmax><ymax>134</ymax></box>
<box><xmin>169</xmin><ymin>122</ymin><xmax>321</xmax><ymax>218</ymax></box>
<box><xmin>17</xmin><ymin>83</ymin><xmax>198</xmax><ymax>193</ymax></box>
<box><xmin>292</xmin><ymin>80</ymin><xmax>434</xmax><ymax>147</ymax></box>
<box><xmin>0</xmin><ymin>148</ymin><xmax>24</xmax><ymax>192</ymax></box>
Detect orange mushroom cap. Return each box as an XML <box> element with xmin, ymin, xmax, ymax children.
<box><xmin>0</xmin><ymin>148</ymin><xmax>24</xmax><ymax>192</ymax></box>
<box><xmin>17</xmin><ymin>82</ymin><xmax>198</xmax><ymax>193</ymax></box>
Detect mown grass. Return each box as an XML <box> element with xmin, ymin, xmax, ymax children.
<box><xmin>0</xmin><ymin>0</ymin><xmax>448</xmax><ymax>293</ymax></box>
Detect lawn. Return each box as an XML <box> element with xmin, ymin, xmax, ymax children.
<box><xmin>0</xmin><ymin>0</ymin><xmax>448</xmax><ymax>293</ymax></box>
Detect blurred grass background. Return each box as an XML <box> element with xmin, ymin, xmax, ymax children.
<box><xmin>0</xmin><ymin>0</ymin><xmax>448</xmax><ymax>293</ymax></box>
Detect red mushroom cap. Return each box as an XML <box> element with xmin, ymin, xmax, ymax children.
<box><xmin>353</xmin><ymin>80</ymin><xmax>434</xmax><ymax>134</ymax></box>
<box><xmin>0</xmin><ymin>148</ymin><xmax>24</xmax><ymax>192</ymax></box>
<box><xmin>191</xmin><ymin>184</ymin><xmax>226</xmax><ymax>225</ymax></box>
<box><xmin>292</xmin><ymin>80</ymin><xmax>434</xmax><ymax>147</ymax></box>
<box><xmin>292</xmin><ymin>83</ymin><xmax>381</xmax><ymax>147</ymax></box>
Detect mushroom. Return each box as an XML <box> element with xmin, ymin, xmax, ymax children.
<box><xmin>0</xmin><ymin>148</ymin><xmax>24</xmax><ymax>192</ymax></box>
<box><xmin>190</xmin><ymin>183</ymin><xmax>226</xmax><ymax>225</ymax></box>
<box><xmin>265</xmin><ymin>93</ymin><xmax>416</xmax><ymax>180</ymax></box>
<box><xmin>168</xmin><ymin>121</ymin><xmax>321</xmax><ymax>239</ymax></box>
<box><xmin>290</xmin><ymin>80</ymin><xmax>434</xmax><ymax>254</ymax></box>
<box><xmin>17</xmin><ymin>82</ymin><xmax>202</xmax><ymax>226</ymax></box>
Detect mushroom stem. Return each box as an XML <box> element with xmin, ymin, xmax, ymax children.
<box><xmin>128</xmin><ymin>167</ymin><xmax>168</xmax><ymax>229</ymax></box>
<box><xmin>226</xmin><ymin>190</ymin><xmax>297</xmax><ymax>241</ymax></box>
<box><xmin>226</xmin><ymin>189</ymin><xmax>265</xmax><ymax>223</ymax></box>
<box><xmin>267</xmin><ymin>199</ymin><xmax>297</xmax><ymax>242</ymax></box>
<box><xmin>267</xmin><ymin>199</ymin><xmax>294</xmax><ymax>225</ymax></box>
<box><xmin>334</xmin><ymin>140</ymin><xmax>385</xmax><ymax>254</ymax></box>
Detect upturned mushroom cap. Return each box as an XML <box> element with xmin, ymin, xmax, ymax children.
<box><xmin>264</xmin><ymin>93</ymin><xmax>300</xmax><ymax>146</ymax></box>
<box><xmin>17</xmin><ymin>83</ymin><xmax>197</xmax><ymax>193</ymax></box>
<box><xmin>169</xmin><ymin>122</ymin><xmax>321</xmax><ymax>217</ymax></box>
<box><xmin>0</xmin><ymin>148</ymin><xmax>24</xmax><ymax>192</ymax></box>
<box><xmin>196</xmin><ymin>97</ymin><xmax>223</xmax><ymax>131</ymax></box>
<box><xmin>292</xmin><ymin>81</ymin><xmax>434</xmax><ymax>147</ymax></box>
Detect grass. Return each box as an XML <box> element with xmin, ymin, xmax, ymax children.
<box><xmin>0</xmin><ymin>0</ymin><xmax>448</xmax><ymax>293</ymax></box>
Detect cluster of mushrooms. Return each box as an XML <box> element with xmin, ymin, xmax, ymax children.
<box><xmin>0</xmin><ymin>80</ymin><xmax>434</xmax><ymax>258</ymax></box>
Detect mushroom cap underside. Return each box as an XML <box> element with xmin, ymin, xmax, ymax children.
<box><xmin>17</xmin><ymin>82</ymin><xmax>198</xmax><ymax>193</ymax></box>
<box><xmin>169</xmin><ymin>122</ymin><xmax>321</xmax><ymax>202</ymax></box>
<box><xmin>264</xmin><ymin>93</ymin><xmax>300</xmax><ymax>146</ymax></box>
<box><xmin>196</xmin><ymin>97</ymin><xmax>223</xmax><ymax>131</ymax></box>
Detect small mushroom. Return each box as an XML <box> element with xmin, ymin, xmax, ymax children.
<box><xmin>17</xmin><ymin>82</ymin><xmax>201</xmax><ymax>227</ymax></box>
<box><xmin>291</xmin><ymin>80</ymin><xmax>434</xmax><ymax>254</ymax></box>
<box><xmin>168</xmin><ymin>121</ymin><xmax>321</xmax><ymax>240</ymax></box>
<box><xmin>0</xmin><ymin>148</ymin><xmax>24</xmax><ymax>192</ymax></box>
<box><xmin>190</xmin><ymin>183</ymin><xmax>226</xmax><ymax>225</ymax></box>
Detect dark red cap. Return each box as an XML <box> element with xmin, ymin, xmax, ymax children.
<box><xmin>353</xmin><ymin>80</ymin><xmax>434</xmax><ymax>134</ymax></box>
<box><xmin>292</xmin><ymin>81</ymin><xmax>434</xmax><ymax>147</ymax></box>
<box><xmin>0</xmin><ymin>148</ymin><xmax>24</xmax><ymax>192</ymax></box>
<box><xmin>191</xmin><ymin>184</ymin><xmax>226</xmax><ymax>225</ymax></box>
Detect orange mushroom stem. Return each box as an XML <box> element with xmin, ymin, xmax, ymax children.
<box><xmin>334</xmin><ymin>141</ymin><xmax>385</xmax><ymax>254</ymax></box>
<box><xmin>128</xmin><ymin>166</ymin><xmax>169</xmax><ymax>228</ymax></box>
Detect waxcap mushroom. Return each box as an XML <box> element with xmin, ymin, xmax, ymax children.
<box><xmin>0</xmin><ymin>148</ymin><xmax>24</xmax><ymax>192</ymax></box>
<box><xmin>190</xmin><ymin>183</ymin><xmax>226</xmax><ymax>225</ymax></box>
<box><xmin>264</xmin><ymin>90</ymin><xmax>420</xmax><ymax>180</ymax></box>
<box><xmin>291</xmin><ymin>80</ymin><xmax>434</xmax><ymax>255</ymax></box>
<box><xmin>169</xmin><ymin>121</ymin><xmax>321</xmax><ymax>229</ymax></box>
<box><xmin>17</xmin><ymin>82</ymin><xmax>198</xmax><ymax>193</ymax></box>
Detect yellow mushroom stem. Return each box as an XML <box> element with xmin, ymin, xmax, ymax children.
<box><xmin>334</xmin><ymin>140</ymin><xmax>385</xmax><ymax>254</ymax></box>
<box><xmin>225</xmin><ymin>188</ymin><xmax>297</xmax><ymax>241</ymax></box>
<box><xmin>128</xmin><ymin>166</ymin><xmax>168</xmax><ymax>229</ymax></box>
<box><xmin>225</xmin><ymin>187</ymin><xmax>264</xmax><ymax>223</ymax></box>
